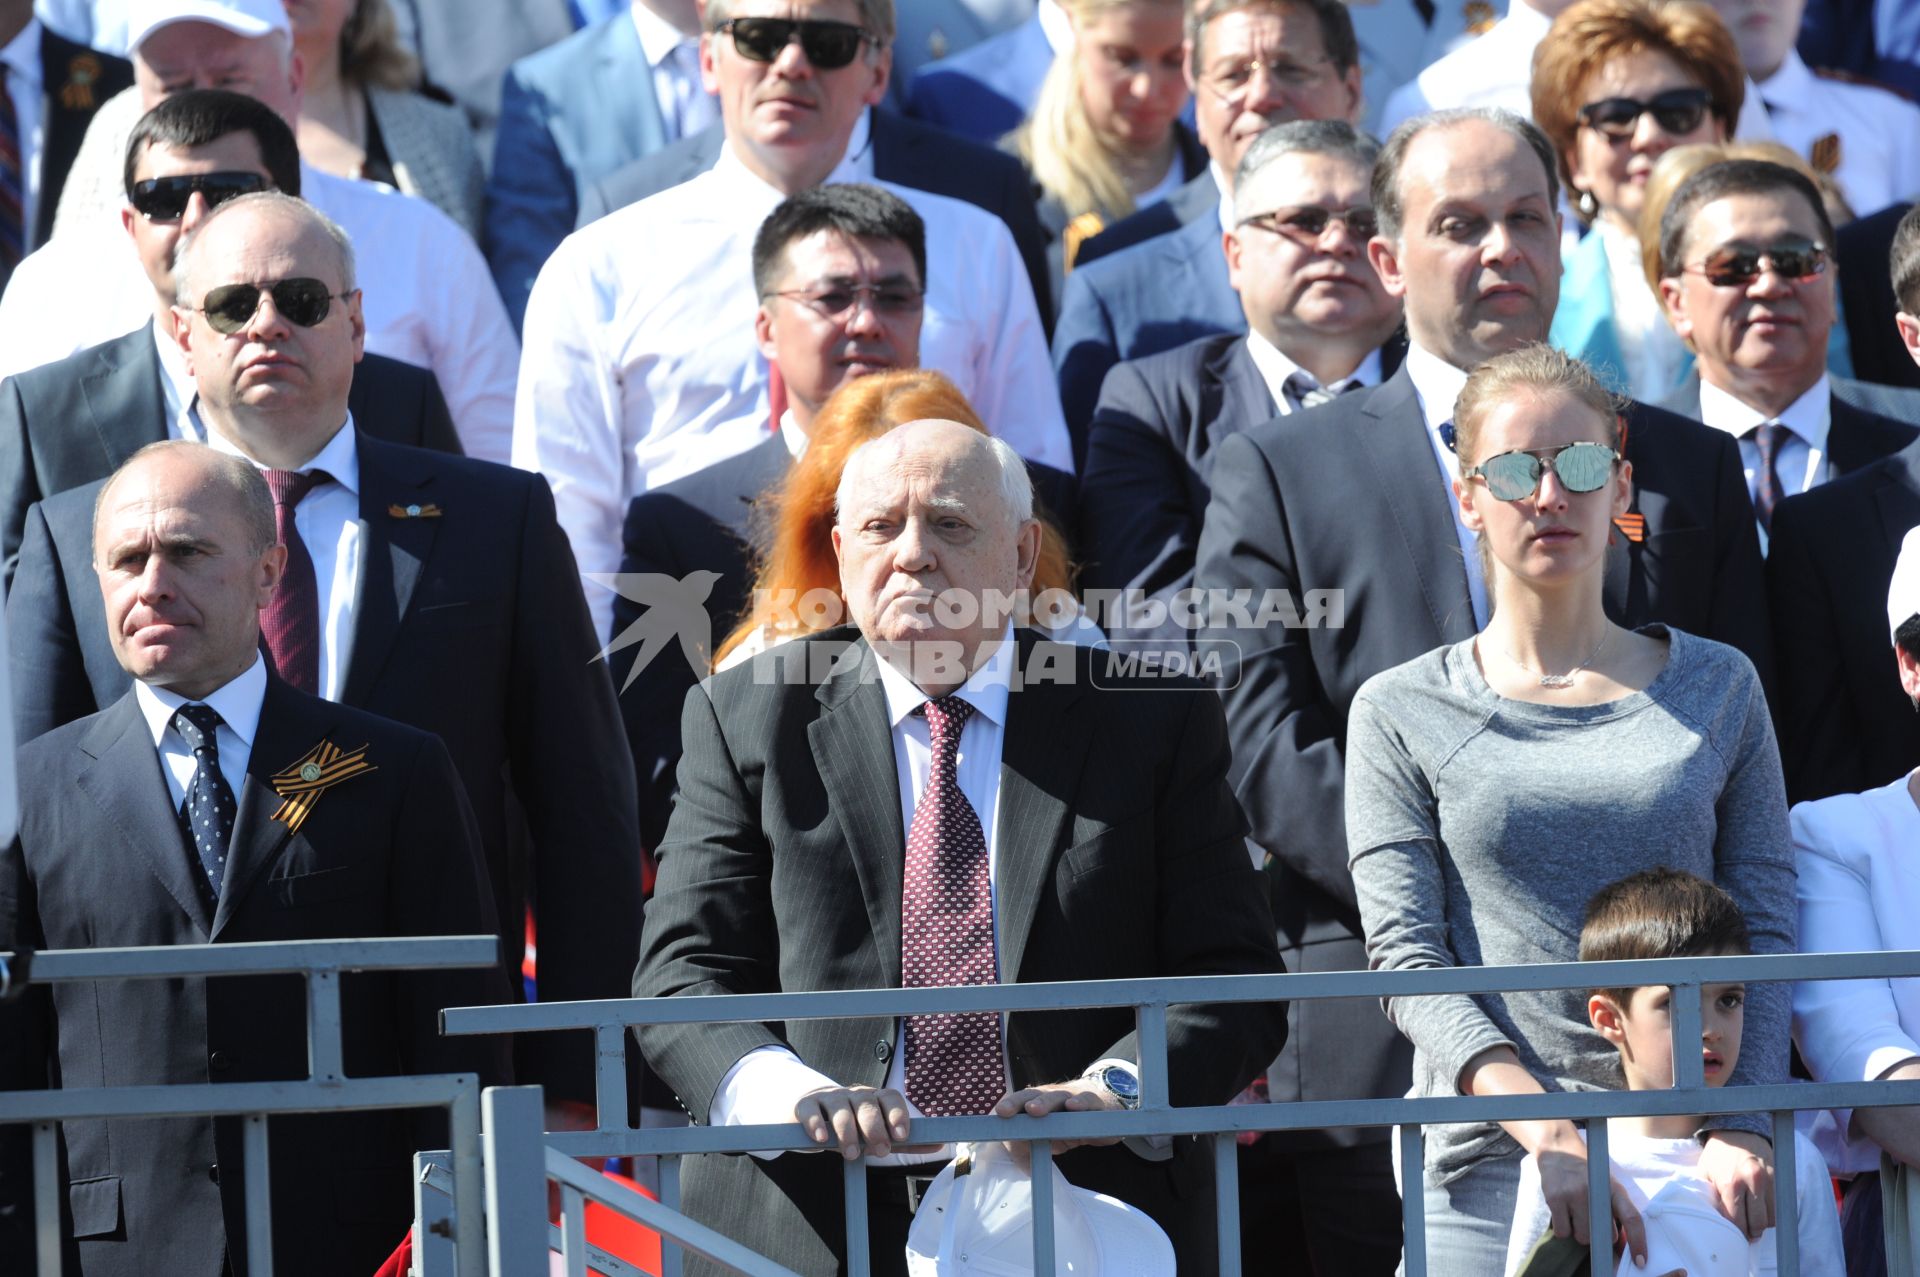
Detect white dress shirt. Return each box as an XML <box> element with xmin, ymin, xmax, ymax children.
<box><xmin>777</xmin><ymin>408</ymin><xmax>808</xmax><ymax>461</ymax></box>
<box><xmin>631</xmin><ymin>3</ymin><xmax>717</xmax><ymax>142</ymax></box>
<box><xmin>1758</xmin><ymin>48</ymin><xmax>1920</xmax><ymax>218</ymax></box>
<box><xmin>1243</xmin><ymin>329</ymin><xmax>1381</xmax><ymax>415</ymax></box>
<box><xmin>513</xmin><ymin>113</ymin><xmax>1069</xmax><ymax>638</ymax></box>
<box><xmin>1696</xmin><ymin>373</ymin><xmax>1830</xmax><ymax>553</ymax></box>
<box><xmin>1</xmin><ymin>19</ymin><xmax>44</xmax><ymax>240</ymax></box>
<box><xmin>1404</xmin><ymin>342</ymin><xmax>1490</xmax><ymax>627</ymax></box>
<box><xmin>134</xmin><ymin>652</ymin><xmax>267</xmax><ymax>816</ymax></box>
<box><xmin>152</xmin><ymin>316</ymin><xmax>200</xmax><ymax>441</ymax></box>
<box><xmin>0</xmin><ymin>151</ymin><xmax>520</xmax><ymax>463</ymax></box>
<box><xmin>209</xmin><ymin>418</ymin><xmax>364</xmax><ymax>702</ymax></box>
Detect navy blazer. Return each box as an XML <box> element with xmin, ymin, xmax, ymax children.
<box><xmin>0</xmin><ymin>676</ymin><xmax>511</xmax><ymax>1276</ymax></box>
<box><xmin>1072</xmin><ymin>170</ymin><xmax>1219</xmax><ymax>269</ymax></box>
<box><xmin>7</xmin><ymin>435</ymin><xmax>642</xmax><ymax>1101</ymax></box>
<box><xmin>1836</xmin><ymin>202</ymin><xmax>1920</xmax><ymax>393</ymax></box>
<box><xmin>484</xmin><ymin>13</ymin><xmax>673</xmax><ymax>332</ymax></box>
<box><xmin>32</xmin><ymin>29</ymin><xmax>132</xmax><ymax>253</ymax></box>
<box><xmin>1656</xmin><ymin>376</ymin><xmax>1920</xmax><ymax>452</ymax></box>
<box><xmin>1769</xmin><ymin>435</ymin><xmax>1920</xmax><ymax>803</ymax></box>
<box><xmin>575</xmin><ymin>109</ymin><xmax>1055</xmax><ymax>320</ymax></box>
<box><xmin>903</xmin><ymin>12</ymin><xmax>1053</xmax><ymax>145</ymax></box>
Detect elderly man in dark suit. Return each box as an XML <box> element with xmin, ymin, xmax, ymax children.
<box><xmin>0</xmin><ymin>440</ymin><xmax>511</xmax><ymax>1276</ymax></box>
<box><xmin>0</xmin><ymin>90</ymin><xmax>461</xmax><ymax>585</ymax></box>
<box><xmin>1079</xmin><ymin>119</ymin><xmax>1402</xmax><ymax>645</ymax></box>
<box><xmin>634</xmin><ymin>418</ymin><xmax>1285</xmax><ymax>1275</ymax></box>
<box><xmin>6</xmin><ymin>190</ymin><xmax>641</xmax><ymax>1105</ymax></box>
<box><xmin>1653</xmin><ymin>158</ymin><xmax>1919</xmax><ymax>547</ymax></box>
<box><xmin>1193</xmin><ymin>107</ymin><xmax>1770</xmax><ymax>1275</ymax></box>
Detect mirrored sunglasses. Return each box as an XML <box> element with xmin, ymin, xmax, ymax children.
<box><xmin>193</xmin><ymin>278</ymin><xmax>351</xmax><ymax>335</ymax></box>
<box><xmin>1464</xmin><ymin>441</ymin><xmax>1620</xmax><ymax>501</ymax></box>
<box><xmin>1684</xmin><ymin>236</ymin><xmax>1829</xmax><ymax>288</ymax></box>
<box><xmin>130</xmin><ymin>171</ymin><xmax>268</xmax><ymax>222</ymax></box>
<box><xmin>1576</xmin><ymin>87</ymin><xmax>1713</xmax><ymax>138</ymax></box>
<box><xmin>719</xmin><ymin>17</ymin><xmax>873</xmax><ymax>69</ymax></box>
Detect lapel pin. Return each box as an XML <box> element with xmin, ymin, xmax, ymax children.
<box><xmin>60</xmin><ymin>54</ymin><xmax>102</xmax><ymax>110</ymax></box>
<box><xmin>388</xmin><ymin>502</ymin><xmax>442</xmax><ymax>519</ymax></box>
<box><xmin>269</xmin><ymin>740</ymin><xmax>378</xmax><ymax>834</ymax></box>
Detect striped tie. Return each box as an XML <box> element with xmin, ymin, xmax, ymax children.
<box><xmin>1748</xmin><ymin>420</ymin><xmax>1788</xmax><ymax>532</ymax></box>
<box><xmin>0</xmin><ymin>67</ymin><xmax>25</xmax><ymax>287</ymax></box>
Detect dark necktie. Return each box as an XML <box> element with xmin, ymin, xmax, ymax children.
<box><xmin>261</xmin><ymin>469</ymin><xmax>331</xmax><ymax>694</ymax></box>
<box><xmin>900</xmin><ymin>697</ymin><xmax>1006</xmax><ymax>1118</ymax></box>
<box><xmin>172</xmin><ymin>703</ymin><xmax>237</xmax><ymax>894</ymax></box>
<box><xmin>1283</xmin><ymin>371</ymin><xmax>1359</xmax><ymax>411</ymax></box>
<box><xmin>1747</xmin><ymin>421</ymin><xmax>1788</xmax><ymax>531</ymax></box>
<box><xmin>0</xmin><ymin>67</ymin><xmax>25</xmax><ymax>288</ymax></box>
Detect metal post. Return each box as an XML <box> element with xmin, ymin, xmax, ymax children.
<box><xmin>1213</xmin><ymin>1133</ymin><xmax>1242</xmax><ymax>1277</ymax></box>
<box><xmin>1671</xmin><ymin>981</ymin><xmax>1705</xmax><ymax>1091</ymax></box>
<box><xmin>1136</xmin><ymin>1003</ymin><xmax>1171</xmax><ymax>1111</ymax></box>
<box><xmin>660</xmin><ymin>1155</ymin><xmax>684</xmax><ymax>1277</ymax></box>
<box><xmin>1399</xmin><ymin>1125</ymin><xmax>1426</xmax><ymax>1276</ymax></box>
<box><xmin>484</xmin><ymin>1086</ymin><xmax>551</xmax><ymax>1277</ymax></box>
<box><xmin>841</xmin><ymin>1158</ymin><xmax>871</xmax><ymax>1276</ymax></box>
<box><xmin>33</xmin><ymin>1121</ymin><xmax>59</xmax><ymax>1277</ymax></box>
<box><xmin>596</xmin><ymin>1025</ymin><xmax>630</xmax><ymax>1131</ymax></box>
<box><xmin>243</xmin><ymin>1114</ymin><xmax>274</xmax><ymax>1276</ymax></box>
<box><xmin>1030</xmin><ymin>1141</ymin><xmax>1056</xmax><ymax>1273</ymax></box>
<box><xmin>1774</xmin><ymin>1110</ymin><xmax>1800</xmax><ymax>1276</ymax></box>
<box><xmin>413</xmin><ymin>1152</ymin><xmax>458</xmax><ymax>1277</ymax></box>
<box><xmin>306</xmin><ymin>968</ymin><xmax>344</xmax><ymax>1083</ymax></box>
<box><xmin>559</xmin><ymin>1184</ymin><xmax>587</xmax><ymax>1277</ymax></box>
<box><xmin>450</xmin><ymin>1081</ymin><xmax>488</xmax><ymax>1277</ymax></box>
<box><xmin>1587</xmin><ymin>1120</ymin><xmax>1611</xmax><ymax>1277</ymax></box>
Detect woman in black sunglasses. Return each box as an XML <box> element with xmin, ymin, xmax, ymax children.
<box><xmin>1531</xmin><ymin>0</ymin><xmax>1741</xmax><ymax>403</ymax></box>
<box><xmin>1345</xmin><ymin>345</ymin><xmax>1793</xmax><ymax>1274</ymax></box>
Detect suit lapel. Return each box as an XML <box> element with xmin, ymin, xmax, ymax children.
<box><xmin>1204</xmin><ymin>337</ymin><xmax>1274</xmax><ymax>458</ymax></box>
<box><xmin>340</xmin><ymin>436</ymin><xmax>441</xmax><ymax>705</ymax></box>
<box><xmin>213</xmin><ymin>678</ymin><xmax>315</xmax><ymax>936</ymax></box>
<box><xmin>1876</xmin><ymin>444</ymin><xmax>1920</xmax><ymax>556</ymax></box>
<box><xmin>74</xmin><ymin>694</ymin><xmax>213</xmax><ymax>936</ymax></box>
<box><xmin>1353</xmin><ymin>370</ymin><xmax>1477</xmax><ymax>643</ymax></box>
<box><xmin>809</xmin><ymin>641</ymin><xmax>911</xmax><ymax>987</ymax></box>
<box><xmin>80</xmin><ymin>327</ymin><xmax>168</xmax><ymax>471</ymax></box>
<box><xmin>603</xmin><ymin>17</ymin><xmax>666</xmax><ymax>156</ymax></box>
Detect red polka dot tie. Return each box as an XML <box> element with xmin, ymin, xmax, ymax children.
<box><xmin>901</xmin><ymin>697</ymin><xmax>1006</xmax><ymax>1117</ymax></box>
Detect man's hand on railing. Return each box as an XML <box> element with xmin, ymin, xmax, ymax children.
<box><xmin>795</xmin><ymin>1084</ymin><xmax>927</xmax><ymax>1161</ymax></box>
<box><xmin>1699</xmin><ymin>1128</ymin><xmax>1775</xmax><ymax>1240</ymax></box>
<box><xmin>990</xmin><ymin>1082</ymin><xmax>1123</xmax><ymax>1171</ymax></box>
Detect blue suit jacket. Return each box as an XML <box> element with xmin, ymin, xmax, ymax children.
<box><xmin>484</xmin><ymin>14</ymin><xmax>672</xmax><ymax>331</ymax></box>
<box><xmin>888</xmin><ymin>0</ymin><xmax>1029</xmax><ymax>116</ymax></box>
<box><xmin>904</xmin><ymin>12</ymin><xmax>1052</xmax><ymax>145</ymax></box>
<box><xmin>1052</xmin><ymin>208</ymin><xmax>1241</xmax><ymax>462</ymax></box>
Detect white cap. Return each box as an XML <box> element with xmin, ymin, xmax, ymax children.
<box><xmin>904</xmin><ymin>1142</ymin><xmax>1175</xmax><ymax>1276</ymax></box>
<box><xmin>1624</xmin><ymin>1179</ymin><xmax>1750</xmax><ymax>1277</ymax></box>
<box><xmin>127</xmin><ymin>0</ymin><xmax>290</xmax><ymax>52</ymax></box>
<box><xmin>1890</xmin><ymin>525</ymin><xmax>1920</xmax><ymax>645</ymax></box>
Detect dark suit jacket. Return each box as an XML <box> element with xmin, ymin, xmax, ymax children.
<box><xmin>1191</xmin><ymin>367</ymin><xmax>1770</xmax><ymax>1139</ymax></box>
<box><xmin>0</xmin><ymin>676</ymin><xmax>511</xmax><ymax>1276</ymax></box>
<box><xmin>632</xmin><ymin>629</ymin><xmax>1286</xmax><ymax>1275</ymax></box>
<box><xmin>1658</xmin><ymin>373</ymin><xmax>1920</xmax><ymax>441</ymax></box>
<box><xmin>612</xmin><ymin>436</ymin><xmax>1081</xmax><ymax>853</ymax></box>
<box><xmin>1072</xmin><ymin>170</ymin><xmax>1218</xmax><ymax>270</ymax></box>
<box><xmin>1079</xmin><ymin>330</ymin><xmax>1406</xmax><ymax>640</ymax></box>
<box><xmin>1768</xmin><ymin>436</ymin><xmax>1920</xmax><ymax>802</ymax></box>
<box><xmin>30</xmin><ymin>29</ymin><xmax>133</xmax><ymax>254</ymax></box>
<box><xmin>902</xmin><ymin>13</ymin><xmax>1052</xmax><ymax>145</ymax></box>
<box><xmin>0</xmin><ymin>323</ymin><xmax>463</xmax><ymax>583</ymax></box>
<box><xmin>7</xmin><ymin>435</ymin><xmax>641</xmax><ymax>1099</ymax></box>
<box><xmin>1835</xmin><ymin>203</ymin><xmax>1920</xmax><ymax>393</ymax></box>
<box><xmin>575</xmin><ymin>109</ymin><xmax>1055</xmax><ymax>320</ymax></box>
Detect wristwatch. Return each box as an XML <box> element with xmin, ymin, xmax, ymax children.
<box><xmin>1083</xmin><ymin>1062</ymin><xmax>1142</xmax><ymax>1110</ymax></box>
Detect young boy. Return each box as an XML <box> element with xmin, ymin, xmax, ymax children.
<box><xmin>1503</xmin><ymin>868</ymin><xmax>1844</xmax><ymax>1276</ymax></box>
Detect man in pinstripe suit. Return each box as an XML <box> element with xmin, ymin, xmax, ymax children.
<box><xmin>633</xmin><ymin>419</ymin><xmax>1286</xmax><ymax>1275</ymax></box>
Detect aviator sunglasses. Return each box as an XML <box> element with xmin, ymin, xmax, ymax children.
<box><xmin>1682</xmin><ymin>235</ymin><xmax>1830</xmax><ymax>288</ymax></box>
<box><xmin>1463</xmin><ymin>441</ymin><xmax>1620</xmax><ymax>502</ymax></box>
<box><xmin>191</xmin><ymin>278</ymin><xmax>354</xmax><ymax>335</ymax></box>
<box><xmin>718</xmin><ymin>17</ymin><xmax>875</xmax><ymax>68</ymax></box>
<box><xmin>1576</xmin><ymin>87</ymin><xmax>1712</xmax><ymax>138</ymax></box>
<box><xmin>130</xmin><ymin>171</ymin><xmax>268</xmax><ymax>222</ymax></box>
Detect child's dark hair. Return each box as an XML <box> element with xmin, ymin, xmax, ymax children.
<box><xmin>1580</xmin><ymin>868</ymin><xmax>1750</xmax><ymax>1008</ymax></box>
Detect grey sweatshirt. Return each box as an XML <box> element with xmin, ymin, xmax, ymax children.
<box><xmin>1345</xmin><ymin>627</ymin><xmax>1794</xmax><ymax>1181</ymax></box>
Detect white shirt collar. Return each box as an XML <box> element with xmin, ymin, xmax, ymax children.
<box><xmin>1757</xmin><ymin>46</ymin><xmax>1815</xmax><ymax>109</ymax></box>
<box><xmin>1</xmin><ymin>18</ymin><xmax>39</xmax><ymax>82</ymax></box>
<box><xmin>1211</xmin><ymin>161</ymin><xmax>1234</xmax><ymax>235</ymax></box>
<box><xmin>872</xmin><ymin>622</ymin><xmax>1016</xmax><ymax>730</ymax></box>
<box><xmin>778</xmin><ymin>408</ymin><xmax>809</xmax><ymax>460</ymax></box>
<box><xmin>1504</xmin><ymin>1</ymin><xmax>1558</xmax><ymax>41</ymax></box>
<box><xmin>1404</xmin><ymin>341</ymin><xmax>1471</xmax><ymax>432</ymax></box>
<box><xmin>1243</xmin><ymin>329</ymin><xmax>1382</xmax><ymax>407</ymax></box>
<box><xmin>1037</xmin><ymin>0</ymin><xmax>1074</xmax><ymax>56</ymax></box>
<box><xmin>1697</xmin><ymin>372</ymin><xmax>1831</xmax><ymax>451</ymax></box>
<box><xmin>152</xmin><ymin>317</ymin><xmax>198</xmax><ymax>432</ymax></box>
<box><xmin>134</xmin><ymin>653</ymin><xmax>268</xmax><ymax>753</ymax></box>
<box><xmin>207</xmin><ymin>410</ymin><xmax>363</xmax><ymax>495</ymax></box>
<box><xmin>631</xmin><ymin>2</ymin><xmax>696</xmax><ymax>68</ymax></box>
<box><xmin>716</xmin><ymin>108</ymin><xmax>873</xmax><ymax>202</ymax></box>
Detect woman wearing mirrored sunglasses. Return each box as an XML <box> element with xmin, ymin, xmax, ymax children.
<box><xmin>1345</xmin><ymin>345</ymin><xmax>1793</xmax><ymax>1274</ymax></box>
<box><xmin>1531</xmin><ymin>0</ymin><xmax>1741</xmax><ymax>403</ymax></box>
<box><xmin>1009</xmin><ymin>0</ymin><xmax>1204</xmax><ymax>316</ymax></box>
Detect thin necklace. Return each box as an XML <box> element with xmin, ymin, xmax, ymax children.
<box><xmin>1500</xmin><ymin>627</ymin><xmax>1609</xmax><ymax>689</ymax></box>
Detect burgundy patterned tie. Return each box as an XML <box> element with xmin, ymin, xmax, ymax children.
<box><xmin>261</xmin><ymin>469</ymin><xmax>331</xmax><ymax>694</ymax></box>
<box><xmin>1748</xmin><ymin>421</ymin><xmax>1787</xmax><ymax>532</ymax></box>
<box><xmin>901</xmin><ymin>697</ymin><xmax>1006</xmax><ymax>1117</ymax></box>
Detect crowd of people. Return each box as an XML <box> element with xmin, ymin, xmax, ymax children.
<box><xmin>0</xmin><ymin>0</ymin><xmax>1917</xmax><ymax>1273</ymax></box>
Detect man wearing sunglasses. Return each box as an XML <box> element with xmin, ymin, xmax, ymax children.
<box><xmin>516</xmin><ymin>0</ymin><xmax>1068</xmax><ymax>645</ymax></box>
<box><xmin>0</xmin><ymin>0</ymin><xmax>520</xmax><ymax>465</ymax></box>
<box><xmin>0</xmin><ymin>89</ymin><xmax>463</xmax><ymax>589</ymax></box>
<box><xmin>5</xmin><ymin>190</ymin><xmax>644</xmax><ymax>1118</ymax></box>
<box><xmin>1654</xmin><ymin>158</ymin><xmax>1920</xmax><ymax>549</ymax></box>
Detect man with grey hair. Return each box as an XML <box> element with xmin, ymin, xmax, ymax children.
<box><xmin>634</xmin><ymin>417</ymin><xmax>1285</xmax><ymax>1274</ymax></box>
<box><xmin>6</xmin><ymin>189</ymin><xmax>645</xmax><ymax>1111</ymax></box>
<box><xmin>0</xmin><ymin>437</ymin><xmax>511</xmax><ymax>1275</ymax></box>
<box><xmin>1194</xmin><ymin>106</ymin><xmax>1771</xmax><ymax>1262</ymax></box>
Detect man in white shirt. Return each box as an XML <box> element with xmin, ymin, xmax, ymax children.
<box><xmin>516</xmin><ymin>0</ymin><xmax>1068</xmax><ymax>639</ymax></box>
<box><xmin>1654</xmin><ymin>156</ymin><xmax>1918</xmax><ymax>548</ymax></box>
<box><xmin>0</xmin><ymin>0</ymin><xmax>520</xmax><ymax>462</ymax></box>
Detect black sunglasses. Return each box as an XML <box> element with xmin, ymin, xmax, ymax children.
<box><xmin>130</xmin><ymin>171</ymin><xmax>268</xmax><ymax>222</ymax></box>
<box><xmin>718</xmin><ymin>17</ymin><xmax>875</xmax><ymax>69</ymax></box>
<box><xmin>1576</xmin><ymin>87</ymin><xmax>1713</xmax><ymax>139</ymax></box>
<box><xmin>1240</xmin><ymin>205</ymin><xmax>1379</xmax><ymax>242</ymax></box>
<box><xmin>1464</xmin><ymin>442</ymin><xmax>1620</xmax><ymax>502</ymax></box>
<box><xmin>1683</xmin><ymin>235</ymin><xmax>1830</xmax><ymax>288</ymax></box>
<box><xmin>193</xmin><ymin>277</ymin><xmax>353</xmax><ymax>335</ymax></box>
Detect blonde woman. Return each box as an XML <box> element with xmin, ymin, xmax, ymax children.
<box><xmin>1009</xmin><ymin>0</ymin><xmax>1202</xmax><ymax>309</ymax></box>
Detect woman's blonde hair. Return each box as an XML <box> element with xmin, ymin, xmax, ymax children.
<box><xmin>1012</xmin><ymin>0</ymin><xmax>1183</xmax><ymax>240</ymax></box>
<box><xmin>1637</xmin><ymin>140</ymin><xmax>1851</xmax><ymax>294</ymax></box>
<box><xmin>340</xmin><ymin>0</ymin><xmax>421</xmax><ymax>90</ymax></box>
<box><xmin>713</xmin><ymin>371</ymin><xmax>1077</xmax><ymax>666</ymax></box>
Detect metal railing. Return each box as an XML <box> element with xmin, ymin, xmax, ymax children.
<box><xmin>0</xmin><ymin>935</ymin><xmax>500</xmax><ymax>1277</ymax></box>
<box><xmin>436</xmin><ymin>949</ymin><xmax>1920</xmax><ymax>1277</ymax></box>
